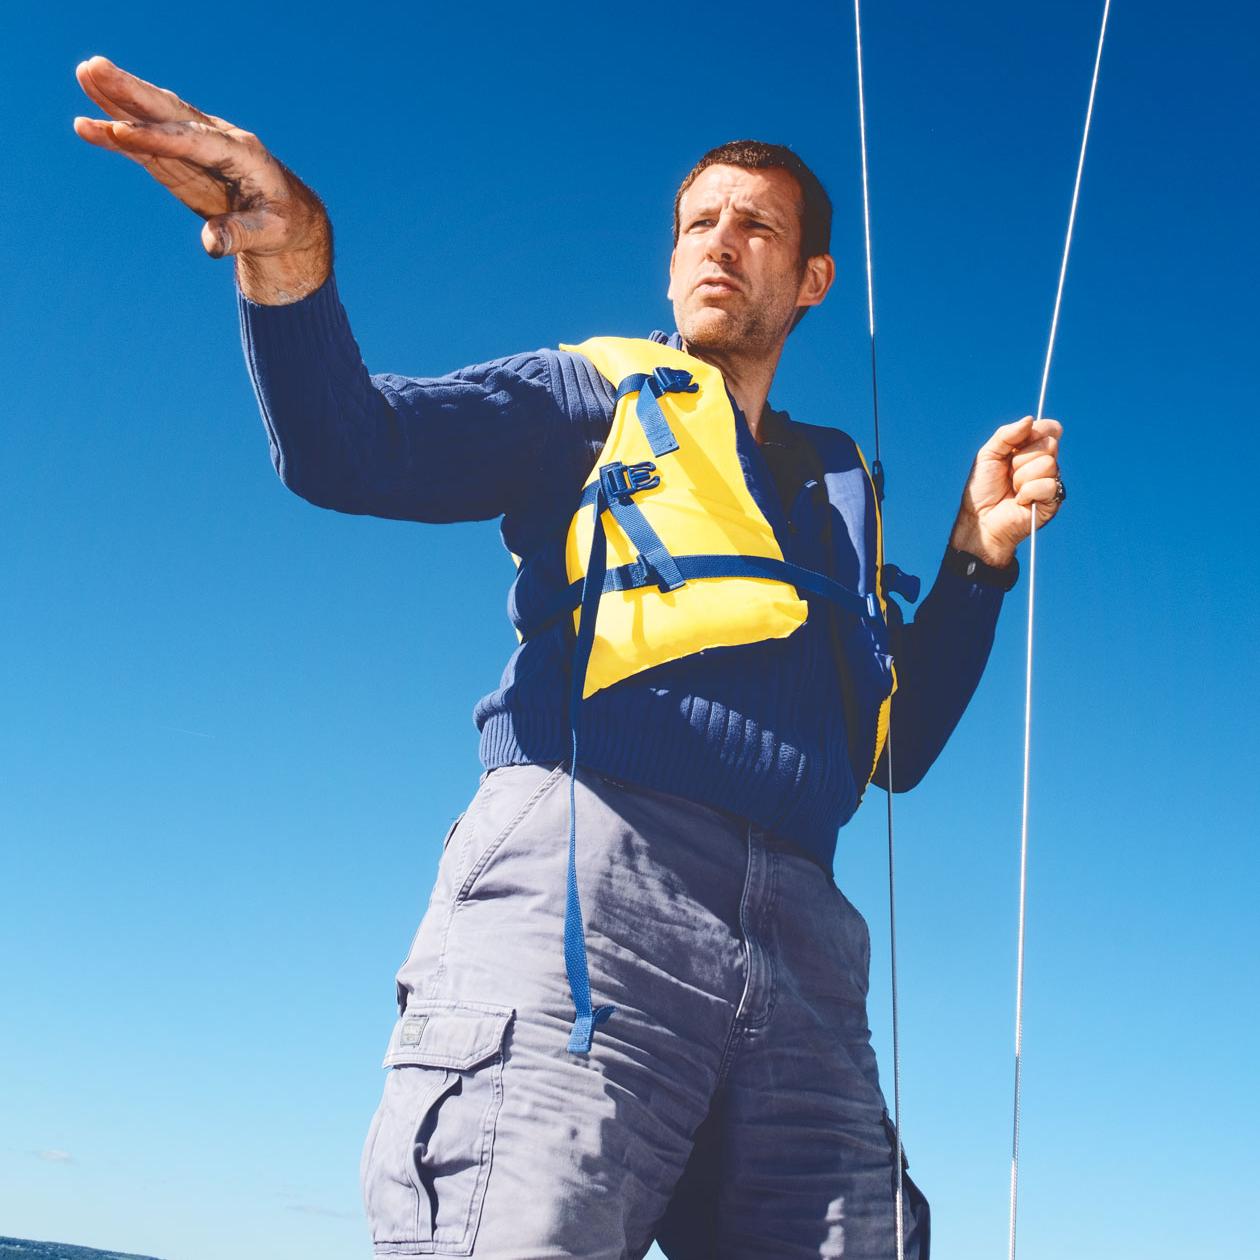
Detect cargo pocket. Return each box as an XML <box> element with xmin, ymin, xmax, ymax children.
<box><xmin>362</xmin><ymin>999</ymin><xmax>514</xmax><ymax>1256</ymax></box>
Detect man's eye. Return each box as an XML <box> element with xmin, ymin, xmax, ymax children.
<box><xmin>688</xmin><ymin>218</ymin><xmax>715</xmax><ymax>230</ymax></box>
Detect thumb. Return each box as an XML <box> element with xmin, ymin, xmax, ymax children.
<box><xmin>201</xmin><ymin>209</ymin><xmax>287</xmax><ymax>259</ymax></box>
<box><xmin>979</xmin><ymin>415</ymin><xmax>1035</xmax><ymax>461</ymax></box>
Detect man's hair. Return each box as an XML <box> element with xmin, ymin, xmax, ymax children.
<box><xmin>672</xmin><ymin>140</ymin><xmax>833</xmax><ymax>263</ymax></box>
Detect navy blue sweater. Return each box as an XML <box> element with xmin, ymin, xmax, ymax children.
<box><xmin>236</xmin><ymin>269</ymin><xmax>1008</xmax><ymax>869</ymax></box>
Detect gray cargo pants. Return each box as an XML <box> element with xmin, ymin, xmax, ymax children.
<box><xmin>361</xmin><ymin>762</ymin><xmax>929</xmax><ymax>1258</ymax></box>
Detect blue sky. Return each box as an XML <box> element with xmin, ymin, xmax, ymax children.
<box><xmin>3</xmin><ymin>2</ymin><xmax>1257</xmax><ymax>1257</ymax></box>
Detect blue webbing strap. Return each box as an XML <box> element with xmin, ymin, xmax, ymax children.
<box><xmin>635</xmin><ymin>381</ymin><xmax>681</xmax><ymax>457</ymax></box>
<box><xmin>574</xmin><ymin>463</ymin><xmax>684</xmax><ymax>592</ymax></box>
<box><xmin>613</xmin><ymin>373</ymin><xmax>650</xmax><ymax>404</ymax></box>
<box><xmin>657</xmin><ymin>554</ymin><xmax>876</xmax><ymax>617</ymax></box>
<box><xmin>600</xmin><ymin>496</ymin><xmax>685</xmax><ymax>592</ymax></box>
<box><xmin>523</xmin><ymin>552</ymin><xmax>877</xmax><ymax>641</ymax></box>
<box><xmin>564</xmin><ymin>484</ymin><xmax>617</xmax><ymax>1055</ymax></box>
<box><xmin>612</xmin><ymin>367</ymin><xmax>696</xmax><ymax>457</ymax></box>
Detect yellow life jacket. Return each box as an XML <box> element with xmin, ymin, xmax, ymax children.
<box><xmin>554</xmin><ymin>335</ymin><xmax>897</xmax><ymax>777</ymax></box>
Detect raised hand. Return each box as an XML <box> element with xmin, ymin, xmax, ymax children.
<box><xmin>949</xmin><ymin>416</ymin><xmax>1065</xmax><ymax>568</ymax></box>
<box><xmin>73</xmin><ymin>55</ymin><xmax>331</xmax><ymax>304</ymax></box>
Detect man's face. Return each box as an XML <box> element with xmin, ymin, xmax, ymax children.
<box><xmin>668</xmin><ymin>164</ymin><xmax>833</xmax><ymax>357</ymax></box>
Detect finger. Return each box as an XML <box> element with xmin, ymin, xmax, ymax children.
<box><xmin>201</xmin><ymin>209</ymin><xmax>290</xmax><ymax>259</ymax></box>
<box><xmin>1031</xmin><ymin>417</ymin><xmax>1063</xmax><ymax>441</ymax></box>
<box><xmin>1012</xmin><ymin>452</ymin><xmax>1059</xmax><ymax>489</ymax></box>
<box><xmin>979</xmin><ymin>416</ymin><xmax>1035</xmax><ymax>460</ymax></box>
<box><xmin>76</xmin><ymin>55</ymin><xmax>227</xmax><ymax>130</ymax></box>
<box><xmin>77</xmin><ymin>118</ymin><xmax>248</xmax><ymax>219</ymax></box>
<box><xmin>75</xmin><ymin>57</ymin><xmax>145</xmax><ymax>123</ymax></box>
<box><xmin>73</xmin><ymin>115</ymin><xmax>126</xmax><ymax>153</ymax></box>
<box><xmin>106</xmin><ymin>120</ymin><xmax>258</xmax><ymax>178</ymax></box>
<box><xmin>1015</xmin><ymin>476</ymin><xmax>1063</xmax><ymax>508</ymax></box>
<box><xmin>1011</xmin><ymin>437</ymin><xmax>1059</xmax><ymax>470</ymax></box>
<box><xmin>75</xmin><ymin>115</ymin><xmax>210</xmax><ymax>208</ymax></box>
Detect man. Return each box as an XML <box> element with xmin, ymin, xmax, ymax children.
<box><xmin>74</xmin><ymin>54</ymin><xmax>1064</xmax><ymax>1259</ymax></box>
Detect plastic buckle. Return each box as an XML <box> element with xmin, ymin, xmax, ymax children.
<box><xmin>865</xmin><ymin>592</ymin><xmax>881</xmax><ymax>619</ymax></box>
<box><xmin>884</xmin><ymin>563</ymin><xmax>922</xmax><ymax>604</ymax></box>
<box><xmin>651</xmin><ymin>366</ymin><xmax>698</xmax><ymax>396</ymax></box>
<box><xmin>624</xmin><ymin>556</ymin><xmax>653</xmax><ymax>588</ymax></box>
<box><xmin>599</xmin><ymin>460</ymin><xmax>659</xmax><ymax>500</ymax></box>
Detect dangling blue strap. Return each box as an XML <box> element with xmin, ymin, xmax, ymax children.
<box><xmin>635</xmin><ymin>382</ymin><xmax>681</xmax><ymax>457</ymax></box>
<box><xmin>563</xmin><ymin>484</ymin><xmax>617</xmax><ymax>1055</ymax></box>
<box><xmin>612</xmin><ymin>367</ymin><xmax>696</xmax><ymax>458</ymax></box>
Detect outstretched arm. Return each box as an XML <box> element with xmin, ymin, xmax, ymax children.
<box><xmin>238</xmin><ymin>275</ymin><xmax>573</xmax><ymax>522</ymax></box>
<box><xmin>74</xmin><ymin>56</ymin><xmax>590</xmax><ymax>523</ymax></box>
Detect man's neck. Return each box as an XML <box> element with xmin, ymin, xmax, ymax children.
<box><xmin>681</xmin><ymin>340</ymin><xmax>785</xmax><ymax>444</ymax></box>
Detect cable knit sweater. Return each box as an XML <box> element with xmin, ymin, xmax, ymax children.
<box><xmin>236</xmin><ymin>269</ymin><xmax>1008</xmax><ymax>869</ymax></box>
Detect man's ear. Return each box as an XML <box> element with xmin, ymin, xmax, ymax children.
<box><xmin>666</xmin><ymin>246</ymin><xmax>678</xmax><ymax>302</ymax></box>
<box><xmin>797</xmin><ymin>253</ymin><xmax>836</xmax><ymax>309</ymax></box>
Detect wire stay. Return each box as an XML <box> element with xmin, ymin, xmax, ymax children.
<box><xmin>1009</xmin><ymin>4</ymin><xmax>1111</xmax><ymax>1258</ymax></box>
<box><xmin>853</xmin><ymin>3</ymin><xmax>904</xmax><ymax>1256</ymax></box>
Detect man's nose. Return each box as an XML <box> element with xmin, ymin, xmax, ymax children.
<box><xmin>705</xmin><ymin>211</ymin><xmax>740</xmax><ymax>262</ymax></box>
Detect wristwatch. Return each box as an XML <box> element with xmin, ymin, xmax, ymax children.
<box><xmin>943</xmin><ymin>544</ymin><xmax>1020</xmax><ymax>592</ymax></box>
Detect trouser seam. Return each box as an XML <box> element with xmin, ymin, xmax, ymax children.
<box><xmin>714</xmin><ymin>825</ymin><xmax>758</xmax><ymax>1087</ymax></box>
<box><xmin>425</xmin><ymin>763</ymin><xmax>565</xmax><ymax>1004</ymax></box>
<box><xmin>751</xmin><ymin>846</ymin><xmax>780</xmax><ymax>1029</ymax></box>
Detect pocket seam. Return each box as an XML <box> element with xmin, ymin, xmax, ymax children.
<box><xmin>453</xmin><ymin>763</ymin><xmax>566</xmax><ymax>903</ymax></box>
<box><xmin>442</xmin><ymin>810</ymin><xmax>467</xmax><ymax>853</ymax></box>
<box><xmin>390</xmin><ymin>808</ymin><xmax>475</xmax><ymax>1019</ymax></box>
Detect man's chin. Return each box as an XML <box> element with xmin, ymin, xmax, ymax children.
<box><xmin>678</xmin><ymin>306</ymin><xmax>744</xmax><ymax>353</ymax></box>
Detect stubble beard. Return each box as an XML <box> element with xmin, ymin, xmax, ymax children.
<box><xmin>676</xmin><ymin>272</ymin><xmax>802</xmax><ymax>362</ymax></box>
<box><xmin>677</xmin><ymin>299</ymin><xmax>781</xmax><ymax>360</ymax></box>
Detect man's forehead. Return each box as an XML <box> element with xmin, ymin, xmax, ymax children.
<box><xmin>680</xmin><ymin>164</ymin><xmax>802</xmax><ymax>220</ymax></box>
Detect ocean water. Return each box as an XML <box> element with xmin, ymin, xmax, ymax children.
<box><xmin>0</xmin><ymin>1239</ymin><xmax>161</xmax><ymax>1260</ymax></box>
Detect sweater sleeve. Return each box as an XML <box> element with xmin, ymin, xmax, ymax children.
<box><xmin>235</xmin><ymin>268</ymin><xmax>582</xmax><ymax>523</ymax></box>
<box><xmin>872</xmin><ymin>555</ymin><xmax>1008</xmax><ymax>792</ymax></box>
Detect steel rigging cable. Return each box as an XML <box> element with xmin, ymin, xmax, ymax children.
<box><xmin>850</xmin><ymin>5</ymin><xmax>1111</xmax><ymax>1258</ymax></box>
<box><xmin>1010</xmin><ymin>5</ymin><xmax>1111</xmax><ymax>1258</ymax></box>
<box><xmin>850</xmin><ymin>4</ymin><xmax>906</xmax><ymax>1258</ymax></box>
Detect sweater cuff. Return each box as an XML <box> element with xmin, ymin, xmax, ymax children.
<box><xmin>942</xmin><ymin>543</ymin><xmax>1020</xmax><ymax>592</ymax></box>
<box><xmin>919</xmin><ymin>550</ymin><xmax>1010</xmax><ymax>620</ymax></box>
<box><xmin>236</xmin><ymin>263</ymin><xmax>342</xmax><ymax>330</ymax></box>
<box><xmin>235</xmin><ymin>265</ymin><xmax>369</xmax><ymax>409</ymax></box>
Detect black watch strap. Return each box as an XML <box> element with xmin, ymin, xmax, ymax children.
<box><xmin>943</xmin><ymin>544</ymin><xmax>1020</xmax><ymax>592</ymax></box>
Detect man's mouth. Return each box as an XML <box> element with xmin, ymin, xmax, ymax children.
<box><xmin>694</xmin><ymin>275</ymin><xmax>741</xmax><ymax>295</ymax></box>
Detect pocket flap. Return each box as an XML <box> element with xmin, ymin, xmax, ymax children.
<box><xmin>382</xmin><ymin>999</ymin><xmax>514</xmax><ymax>1070</ymax></box>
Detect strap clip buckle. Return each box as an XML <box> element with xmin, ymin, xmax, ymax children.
<box><xmin>651</xmin><ymin>366</ymin><xmax>698</xmax><ymax>396</ymax></box>
<box><xmin>883</xmin><ymin>563</ymin><xmax>921</xmax><ymax>604</ymax></box>
<box><xmin>599</xmin><ymin>460</ymin><xmax>660</xmax><ymax>500</ymax></box>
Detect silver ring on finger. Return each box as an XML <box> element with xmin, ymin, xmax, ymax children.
<box><xmin>1053</xmin><ymin>476</ymin><xmax>1066</xmax><ymax>504</ymax></box>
